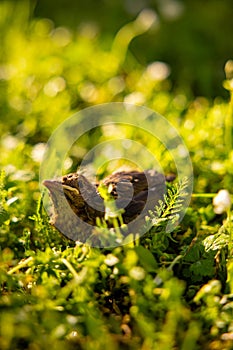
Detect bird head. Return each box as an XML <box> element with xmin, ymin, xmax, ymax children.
<box><xmin>43</xmin><ymin>173</ymin><xmax>104</xmax><ymax>223</ymax></box>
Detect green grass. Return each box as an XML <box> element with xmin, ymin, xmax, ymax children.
<box><xmin>1</xmin><ymin>3</ymin><xmax>233</xmax><ymax>350</ymax></box>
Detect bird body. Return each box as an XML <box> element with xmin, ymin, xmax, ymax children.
<box><xmin>43</xmin><ymin>170</ymin><xmax>174</xmax><ymax>242</ymax></box>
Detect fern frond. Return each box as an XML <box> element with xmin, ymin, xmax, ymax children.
<box><xmin>148</xmin><ymin>177</ymin><xmax>189</xmax><ymax>229</ymax></box>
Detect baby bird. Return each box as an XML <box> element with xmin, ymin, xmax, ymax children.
<box><xmin>43</xmin><ymin>170</ymin><xmax>174</xmax><ymax>241</ymax></box>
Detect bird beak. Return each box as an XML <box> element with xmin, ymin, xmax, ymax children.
<box><xmin>43</xmin><ymin>180</ymin><xmax>80</xmax><ymax>194</ymax></box>
<box><xmin>43</xmin><ymin>180</ymin><xmax>63</xmax><ymax>192</ymax></box>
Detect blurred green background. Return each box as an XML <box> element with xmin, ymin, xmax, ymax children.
<box><xmin>33</xmin><ymin>0</ymin><xmax>233</xmax><ymax>98</ymax></box>
<box><xmin>0</xmin><ymin>0</ymin><xmax>233</xmax><ymax>195</ymax></box>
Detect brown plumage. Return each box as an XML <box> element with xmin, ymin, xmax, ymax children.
<box><xmin>43</xmin><ymin>170</ymin><xmax>175</xmax><ymax>242</ymax></box>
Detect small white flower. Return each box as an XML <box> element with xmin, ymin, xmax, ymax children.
<box><xmin>104</xmin><ymin>254</ymin><xmax>119</xmax><ymax>266</ymax></box>
<box><xmin>129</xmin><ymin>266</ymin><xmax>145</xmax><ymax>281</ymax></box>
<box><xmin>213</xmin><ymin>189</ymin><xmax>231</xmax><ymax>214</ymax></box>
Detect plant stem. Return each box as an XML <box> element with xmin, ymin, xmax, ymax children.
<box><xmin>191</xmin><ymin>193</ymin><xmax>216</xmax><ymax>198</ymax></box>
<box><xmin>7</xmin><ymin>256</ymin><xmax>34</xmax><ymax>275</ymax></box>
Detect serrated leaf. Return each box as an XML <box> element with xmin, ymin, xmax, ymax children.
<box><xmin>184</xmin><ymin>244</ymin><xmax>201</xmax><ymax>262</ymax></box>
<box><xmin>190</xmin><ymin>259</ymin><xmax>215</xmax><ymax>278</ymax></box>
